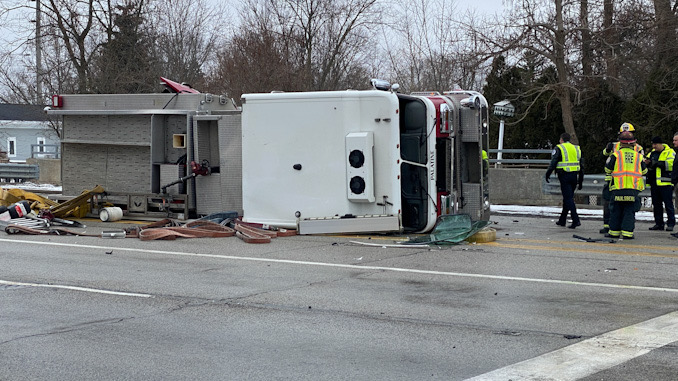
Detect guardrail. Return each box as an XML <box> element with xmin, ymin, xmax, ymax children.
<box><xmin>31</xmin><ymin>144</ymin><xmax>61</xmax><ymax>159</ymax></box>
<box><xmin>543</xmin><ymin>173</ymin><xmax>655</xmax><ymax>208</ymax></box>
<box><xmin>0</xmin><ymin>163</ymin><xmax>39</xmax><ymax>183</ymax></box>
<box><xmin>542</xmin><ymin>174</ymin><xmax>651</xmax><ymax>197</ymax></box>
<box><xmin>488</xmin><ymin>148</ymin><xmax>552</xmax><ymax>166</ymax></box>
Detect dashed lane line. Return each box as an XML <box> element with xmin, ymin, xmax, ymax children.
<box><xmin>0</xmin><ymin>279</ymin><xmax>152</xmax><ymax>298</ymax></box>
<box><xmin>466</xmin><ymin>310</ymin><xmax>678</xmax><ymax>380</ymax></box>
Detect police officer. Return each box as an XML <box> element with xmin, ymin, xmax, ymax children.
<box><xmin>605</xmin><ymin>131</ymin><xmax>647</xmax><ymax>239</ymax></box>
<box><xmin>644</xmin><ymin>136</ymin><xmax>676</xmax><ymax>231</ymax></box>
<box><xmin>545</xmin><ymin>132</ymin><xmax>584</xmax><ymax>229</ymax></box>
<box><xmin>600</xmin><ymin>122</ymin><xmax>644</xmax><ymax>234</ymax></box>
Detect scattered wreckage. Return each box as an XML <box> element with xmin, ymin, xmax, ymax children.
<box><xmin>0</xmin><ymin>186</ymin><xmax>294</xmax><ymax>243</ymax></box>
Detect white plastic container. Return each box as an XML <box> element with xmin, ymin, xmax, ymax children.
<box><xmin>99</xmin><ymin>207</ymin><xmax>123</xmax><ymax>222</ymax></box>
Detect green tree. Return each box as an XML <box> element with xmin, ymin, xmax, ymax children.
<box><xmin>91</xmin><ymin>1</ymin><xmax>157</xmax><ymax>93</ymax></box>
<box><xmin>573</xmin><ymin>82</ymin><xmax>626</xmax><ymax>173</ymax></box>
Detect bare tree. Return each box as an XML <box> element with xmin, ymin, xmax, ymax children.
<box><xmin>212</xmin><ymin>28</ymin><xmax>304</xmax><ymax>101</ymax></box>
<box><xmin>652</xmin><ymin>0</ymin><xmax>678</xmax><ymax>68</ymax></box>
<box><xmin>0</xmin><ymin>0</ymin><xmax>49</xmax><ymax>103</ymax></box>
<box><xmin>40</xmin><ymin>0</ymin><xmax>100</xmax><ymax>92</ymax></box>
<box><xmin>476</xmin><ymin>0</ymin><xmax>585</xmax><ymax>143</ymax></box>
<box><xmin>580</xmin><ymin>0</ymin><xmax>593</xmax><ymax>83</ymax></box>
<box><xmin>229</xmin><ymin>0</ymin><xmax>380</xmax><ymax>92</ymax></box>
<box><xmin>602</xmin><ymin>0</ymin><xmax>619</xmax><ymax>94</ymax></box>
<box><xmin>148</xmin><ymin>0</ymin><xmax>229</xmax><ymax>90</ymax></box>
<box><xmin>385</xmin><ymin>0</ymin><xmax>454</xmax><ymax>91</ymax></box>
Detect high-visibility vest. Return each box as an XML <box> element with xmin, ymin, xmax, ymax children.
<box><xmin>556</xmin><ymin>142</ymin><xmax>581</xmax><ymax>172</ymax></box>
<box><xmin>610</xmin><ymin>148</ymin><xmax>645</xmax><ymax>191</ymax></box>
<box><xmin>649</xmin><ymin>145</ymin><xmax>676</xmax><ymax>186</ymax></box>
<box><xmin>604</xmin><ymin>143</ymin><xmax>643</xmax><ymax>182</ymax></box>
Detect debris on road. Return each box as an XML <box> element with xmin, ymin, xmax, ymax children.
<box><xmin>404</xmin><ymin>214</ymin><xmax>492</xmax><ymax>245</ymax></box>
<box><xmin>573</xmin><ymin>234</ymin><xmax>616</xmax><ymax>243</ymax></box>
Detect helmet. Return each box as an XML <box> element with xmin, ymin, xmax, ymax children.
<box><xmin>619</xmin><ymin>131</ymin><xmax>636</xmax><ymax>144</ymax></box>
<box><xmin>619</xmin><ymin>122</ymin><xmax>635</xmax><ymax>132</ymax></box>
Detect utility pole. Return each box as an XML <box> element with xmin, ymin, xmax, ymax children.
<box><xmin>36</xmin><ymin>0</ymin><xmax>42</xmax><ymax>104</ymax></box>
<box><xmin>32</xmin><ymin>0</ymin><xmax>42</xmax><ymax>104</ymax></box>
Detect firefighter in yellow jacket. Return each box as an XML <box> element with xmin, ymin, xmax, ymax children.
<box><xmin>600</xmin><ymin>122</ymin><xmax>644</xmax><ymax>234</ymax></box>
<box><xmin>604</xmin><ymin>131</ymin><xmax>648</xmax><ymax>239</ymax></box>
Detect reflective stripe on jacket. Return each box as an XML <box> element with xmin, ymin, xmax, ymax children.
<box><xmin>556</xmin><ymin>142</ymin><xmax>581</xmax><ymax>172</ymax></box>
<box><xmin>610</xmin><ymin>148</ymin><xmax>645</xmax><ymax>191</ymax></box>
<box><xmin>604</xmin><ymin>143</ymin><xmax>643</xmax><ymax>182</ymax></box>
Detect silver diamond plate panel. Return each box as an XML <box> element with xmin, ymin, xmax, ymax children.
<box><xmin>461</xmin><ymin>183</ymin><xmax>483</xmax><ymax>220</ymax></box>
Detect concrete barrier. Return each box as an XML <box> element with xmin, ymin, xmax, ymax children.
<box><xmin>489</xmin><ymin>168</ymin><xmax>562</xmax><ymax>206</ymax></box>
<box><xmin>489</xmin><ymin>167</ymin><xmax>661</xmax><ymax>212</ymax></box>
<box><xmin>25</xmin><ymin>158</ymin><xmax>61</xmax><ymax>185</ymax></box>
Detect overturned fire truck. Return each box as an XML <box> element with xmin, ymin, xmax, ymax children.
<box><xmin>47</xmin><ymin>78</ymin><xmax>490</xmax><ymax>234</ymax></box>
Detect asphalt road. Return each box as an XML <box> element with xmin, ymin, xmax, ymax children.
<box><xmin>1</xmin><ymin>214</ymin><xmax>677</xmax><ymax>380</ymax></box>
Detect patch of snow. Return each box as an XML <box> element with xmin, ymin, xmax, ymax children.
<box><xmin>491</xmin><ymin>204</ymin><xmax>655</xmax><ymax>222</ymax></box>
<box><xmin>0</xmin><ymin>182</ymin><xmax>62</xmax><ymax>192</ymax></box>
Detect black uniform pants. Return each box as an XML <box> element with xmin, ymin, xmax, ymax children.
<box><xmin>650</xmin><ymin>184</ymin><xmax>675</xmax><ymax>227</ymax></box>
<box><xmin>609</xmin><ymin>194</ymin><xmax>641</xmax><ymax>238</ymax></box>
<box><xmin>558</xmin><ymin>171</ymin><xmax>579</xmax><ymax>224</ymax></box>
<box><xmin>602</xmin><ymin>183</ymin><xmax>610</xmax><ymax>227</ymax></box>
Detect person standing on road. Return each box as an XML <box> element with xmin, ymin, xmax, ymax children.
<box><xmin>644</xmin><ymin>136</ymin><xmax>676</xmax><ymax>231</ymax></box>
<box><xmin>605</xmin><ymin>131</ymin><xmax>647</xmax><ymax>239</ymax></box>
<box><xmin>670</xmin><ymin>132</ymin><xmax>678</xmax><ymax>238</ymax></box>
<box><xmin>600</xmin><ymin>122</ymin><xmax>644</xmax><ymax>234</ymax></box>
<box><xmin>545</xmin><ymin>132</ymin><xmax>584</xmax><ymax>229</ymax></box>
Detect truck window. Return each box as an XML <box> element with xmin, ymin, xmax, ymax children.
<box><xmin>399</xmin><ymin>96</ymin><xmax>429</xmax><ymax>231</ymax></box>
<box><xmin>399</xmin><ymin>99</ymin><xmax>427</xmax><ymax>164</ymax></box>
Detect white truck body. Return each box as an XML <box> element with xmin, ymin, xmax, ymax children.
<box><xmin>241</xmin><ymin>90</ymin><xmax>439</xmax><ymax>233</ymax></box>
<box><xmin>46</xmin><ymin>81</ymin><xmax>489</xmax><ymax>234</ymax></box>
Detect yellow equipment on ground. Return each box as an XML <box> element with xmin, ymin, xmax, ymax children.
<box><xmin>0</xmin><ymin>185</ymin><xmax>104</xmax><ymax>218</ymax></box>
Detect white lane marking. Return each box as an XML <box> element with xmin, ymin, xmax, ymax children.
<box><xmin>466</xmin><ymin>310</ymin><xmax>678</xmax><ymax>380</ymax></box>
<box><xmin>2</xmin><ymin>238</ymin><xmax>678</xmax><ymax>294</ymax></box>
<box><xmin>0</xmin><ymin>279</ymin><xmax>152</xmax><ymax>298</ymax></box>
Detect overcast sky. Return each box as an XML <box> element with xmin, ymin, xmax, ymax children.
<box><xmin>0</xmin><ymin>0</ymin><xmax>506</xmax><ymax>98</ymax></box>
<box><xmin>466</xmin><ymin>0</ymin><xmax>506</xmax><ymax>15</ymax></box>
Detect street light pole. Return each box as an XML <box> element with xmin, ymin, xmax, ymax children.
<box><xmin>497</xmin><ymin>118</ymin><xmax>505</xmax><ymax>166</ymax></box>
<box><xmin>492</xmin><ymin>100</ymin><xmax>515</xmax><ymax>168</ymax></box>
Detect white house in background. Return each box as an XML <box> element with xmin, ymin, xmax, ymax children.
<box><xmin>0</xmin><ymin>104</ymin><xmax>60</xmax><ymax>162</ymax></box>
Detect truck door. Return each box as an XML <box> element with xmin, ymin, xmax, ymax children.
<box><xmin>398</xmin><ymin>95</ymin><xmax>430</xmax><ymax>232</ymax></box>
